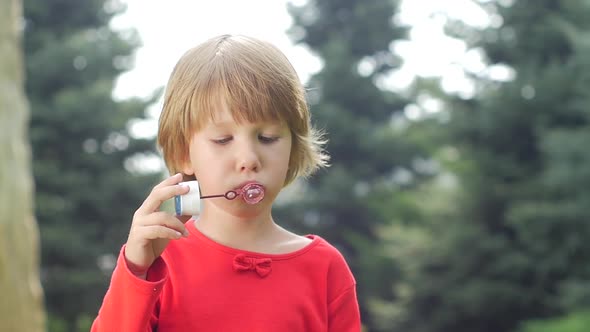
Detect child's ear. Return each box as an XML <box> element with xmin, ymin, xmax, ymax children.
<box><xmin>182</xmin><ymin>165</ymin><xmax>194</xmax><ymax>176</ymax></box>
<box><xmin>181</xmin><ymin>157</ymin><xmax>195</xmax><ymax>176</ymax></box>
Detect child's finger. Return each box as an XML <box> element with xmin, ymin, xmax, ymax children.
<box><xmin>136</xmin><ymin>212</ymin><xmax>189</xmax><ymax>236</ymax></box>
<box><xmin>135</xmin><ymin>181</ymin><xmax>190</xmax><ymax>216</ymax></box>
<box><xmin>152</xmin><ymin>173</ymin><xmax>183</xmax><ymax>190</ymax></box>
<box><xmin>135</xmin><ymin>225</ymin><xmax>183</xmax><ymax>241</ymax></box>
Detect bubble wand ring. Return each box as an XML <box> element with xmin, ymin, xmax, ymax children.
<box><xmin>200</xmin><ymin>183</ymin><xmax>265</xmax><ymax>204</ymax></box>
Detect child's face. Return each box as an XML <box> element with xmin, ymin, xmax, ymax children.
<box><xmin>182</xmin><ymin>103</ymin><xmax>292</xmax><ymax>217</ymax></box>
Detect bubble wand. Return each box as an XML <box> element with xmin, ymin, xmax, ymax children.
<box><xmin>175</xmin><ymin>181</ymin><xmax>265</xmax><ymax>216</ymax></box>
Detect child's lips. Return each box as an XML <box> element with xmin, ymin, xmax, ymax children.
<box><xmin>234</xmin><ymin>182</ymin><xmax>265</xmax><ymax>204</ymax></box>
<box><xmin>235</xmin><ymin>180</ymin><xmax>264</xmax><ymax>190</ymax></box>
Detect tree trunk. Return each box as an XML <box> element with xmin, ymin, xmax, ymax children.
<box><xmin>0</xmin><ymin>0</ymin><xmax>46</xmax><ymax>331</ymax></box>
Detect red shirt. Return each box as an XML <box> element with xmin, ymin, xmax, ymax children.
<box><xmin>92</xmin><ymin>220</ymin><xmax>361</xmax><ymax>331</ymax></box>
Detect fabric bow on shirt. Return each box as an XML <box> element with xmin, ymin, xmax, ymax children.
<box><xmin>233</xmin><ymin>254</ymin><xmax>272</xmax><ymax>278</ymax></box>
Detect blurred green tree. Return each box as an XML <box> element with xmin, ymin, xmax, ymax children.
<box><xmin>282</xmin><ymin>0</ymin><xmax>437</xmax><ymax>330</ymax></box>
<box><xmin>23</xmin><ymin>0</ymin><xmax>161</xmax><ymax>330</ymax></box>
<box><xmin>518</xmin><ymin>310</ymin><xmax>590</xmax><ymax>332</ymax></box>
<box><xmin>393</xmin><ymin>1</ymin><xmax>590</xmax><ymax>331</ymax></box>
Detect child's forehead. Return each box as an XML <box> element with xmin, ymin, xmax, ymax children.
<box><xmin>195</xmin><ymin>94</ymin><xmax>285</xmax><ymax>128</ymax></box>
<box><xmin>204</xmin><ymin>112</ymin><xmax>285</xmax><ymax>129</ymax></box>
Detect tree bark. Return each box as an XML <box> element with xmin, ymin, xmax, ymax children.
<box><xmin>0</xmin><ymin>0</ymin><xmax>46</xmax><ymax>331</ymax></box>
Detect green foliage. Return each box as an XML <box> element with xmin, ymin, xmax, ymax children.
<box><xmin>23</xmin><ymin>0</ymin><xmax>161</xmax><ymax>330</ymax></box>
<box><xmin>283</xmin><ymin>0</ymin><xmax>441</xmax><ymax>330</ymax></box>
<box><xmin>519</xmin><ymin>310</ymin><xmax>590</xmax><ymax>332</ymax></box>
<box><xmin>393</xmin><ymin>1</ymin><xmax>590</xmax><ymax>332</ymax></box>
<box><xmin>47</xmin><ymin>313</ymin><xmax>93</xmax><ymax>332</ymax></box>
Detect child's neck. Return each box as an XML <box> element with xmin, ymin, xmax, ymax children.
<box><xmin>195</xmin><ymin>205</ymin><xmax>284</xmax><ymax>253</ymax></box>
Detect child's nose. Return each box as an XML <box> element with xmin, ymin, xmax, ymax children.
<box><xmin>236</xmin><ymin>144</ymin><xmax>261</xmax><ymax>173</ymax></box>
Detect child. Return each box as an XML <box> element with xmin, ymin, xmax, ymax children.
<box><xmin>92</xmin><ymin>34</ymin><xmax>360</xmax><ymax>331</ymax></box>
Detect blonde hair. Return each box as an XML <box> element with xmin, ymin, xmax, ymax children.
<box><xmin>157</xmin><ymin>34</ymin><xmax>329</xmax><ymax>186</ymax></box>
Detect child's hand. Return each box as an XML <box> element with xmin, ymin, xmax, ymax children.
<box><xmin>124</xmin><ymin>173</ymin><xmax>191</xmax><ymax>278</ymax></box>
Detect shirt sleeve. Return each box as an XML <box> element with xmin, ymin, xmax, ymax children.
<box><xmin>328</xmin><ymin>284</ymin><xmax>361</xmax><ymax>332</ymax></box>
<box><xmin>91</xmin><ymin>246</ymin><xmax>168</xmax><ymax>332</ymax></box>
<box><xmin>323</xmin><ymin>240</ymin><xmax>361</xmax><ymax>332</ymax></box>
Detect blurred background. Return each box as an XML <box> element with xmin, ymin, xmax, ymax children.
<box><xmin>2</xmin><ymin>0</ymin><xmax>590</xmax><ymax>331</ymax></box>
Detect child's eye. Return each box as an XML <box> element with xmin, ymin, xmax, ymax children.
<box><xmin>212</xmin><ymin>137</ymin><xmax>232</xmax><ymax>145</ymax></box>
<box><xmin>258</xmin><ymin>135</ymin><xmax>279</xmax><ymax>144</ymax></box>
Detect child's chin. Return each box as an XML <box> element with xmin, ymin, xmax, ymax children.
<box><xmin>228</xmin><ymin>203</ymin><xmax>267</xmax><ymax>218</ymax></box>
